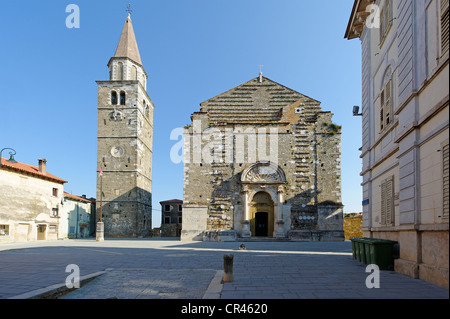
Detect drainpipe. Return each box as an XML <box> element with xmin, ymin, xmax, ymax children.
<box><xmin>76</xmin><ymin>202</ymin><xmax>79</xmax><ymax>239</ymax></box>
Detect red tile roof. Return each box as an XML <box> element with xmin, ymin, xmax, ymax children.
<box><xmin>64</xmin><ymin>192</ymin><xmax>95</xmax><ymax>203</ymax></box>
<box><xmin>1</xmin><ymin>157</ymin><xmax>67</xmax><ymax>184</ymax></box>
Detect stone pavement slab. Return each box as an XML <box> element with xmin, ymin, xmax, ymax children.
<box><xmin>60</xmin><ymin>268</ymin><xmax>217</xmax><ymax>299</ymax></box>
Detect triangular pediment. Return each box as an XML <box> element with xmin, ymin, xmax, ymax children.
<box><xmin>201</xmin><ymin>76</ymin><xmax>319</xmax><ymax>105</ymax></box>
<box><xmin>199</xmin><ymin>76</ymin><xmax>322</xmax><ymax>124</ymax></box>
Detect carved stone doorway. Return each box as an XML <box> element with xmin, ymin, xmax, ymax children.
<box><xmin>250</xmin><ymin>191</ymin><xmax>274</xmax><ymax>237</ymax></box>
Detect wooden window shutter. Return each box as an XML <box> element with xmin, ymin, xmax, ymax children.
<box><xmin>385</xmin><ymin>0</ymin><xmax>391</xmax><ymax>30</ymax></box>
<box><xmin>388</xmin><ymin>0</ymin><xmax>393</xmax><ymax>26</ymax></box>
<box><xmin>380</xmin><ymin>176</ymin><xmax>394</xmax><ymax>225</ymax></box>
<box><xmin>380</xmin><ymin>0</ymin><xmax>392</xmax><ymax>43</ymax></box>
<box><xmin>385</xmin><ymin>79</ymin><xmax>392</xmax><ymax>126</ymax></box>
<box><xmin>386</xmin><ymin>176</ymin><xmax>394</xmax><ymax>225</ymax></box>
<box><xmin>443</xmin><ymin>143</ymin><xmax>449</xmax><ymax>219</ymax></box>
<box><xmin>380</xmin><ymin>90</ymin><xmax>385</xmax><ymax>131</ymax></box>
<box><xmin>380</xmin><ymin>6</ymin><xmax>386</xmax><ymax>41</ymax></box>
<box><xmin>381</xmin><ymin>179</ymin><xmax>387</xmax><ymax>225</ymax></box>
<box><xmin>442</xmin><ymin>0</ymin><xmax>449</xmax><ymax>55</ymax></box>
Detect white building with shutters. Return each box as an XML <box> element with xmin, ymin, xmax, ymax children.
<box><xmin>345</xmin><ymin>0</ymin><xmax>449</xmax><ymax>289</ymax></box>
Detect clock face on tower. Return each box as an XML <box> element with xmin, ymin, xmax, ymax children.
<box><xmin>111</xmin><ymin>146</ymin><xmax>124</xmax><ymax>158</ymax></box>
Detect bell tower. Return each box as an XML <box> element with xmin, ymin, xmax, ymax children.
<box><xmin>96</xmin><ymin>13</ymin><xmax>154</xmax><ymax>237</ymax></box>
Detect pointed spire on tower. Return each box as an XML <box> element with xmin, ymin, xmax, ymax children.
<box><xmin>114</xmin><ymin>11</ymin><xmax>142</xmax><ymax>65</ymax></box>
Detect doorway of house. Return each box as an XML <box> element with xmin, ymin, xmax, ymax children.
<box><xmin>37</xmin><ymin>225</ymin><xmax>46</xmax><ymax>240</ymax></box>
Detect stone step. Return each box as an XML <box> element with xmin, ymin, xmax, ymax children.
<box><xmin>238</xmin><ymin>237</ymin><xmax>291</xmax><ymax>242</ymax></box>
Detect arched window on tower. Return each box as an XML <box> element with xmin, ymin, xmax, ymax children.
<box><xmin>131</xmin><ymin>65</ymin><xmax>137</xmax><ymax>81</ymax></box>
<box><xmin>111</xmin><ymin>91</ymin><xmax>118</xmax><ymax>105</ymax></box>
<box><xmin>120</xmin><ymin>91</ymin><xmax>126</xmax><ymax>105</ymax></box>
<box><xmin>118</xmin><ymin>62</ymin><xmax>124</xmax><ymax>80</ymax></box>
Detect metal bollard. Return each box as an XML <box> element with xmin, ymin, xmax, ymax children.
<box><xmin>223</xmin><ymin>254</ymin><xmax>234</xmax><ymax>283</ymax></box>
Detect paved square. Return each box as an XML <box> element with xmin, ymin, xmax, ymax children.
<box><xmin>0</xmin><ymin>239</ymin><xmax>448</xmax><ymax>299</ymax></box>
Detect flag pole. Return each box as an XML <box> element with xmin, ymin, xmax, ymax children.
<box><xmin>100</xmin><ymin>168</ymin><xmax>103</xmax><ymax>222</ymax></box>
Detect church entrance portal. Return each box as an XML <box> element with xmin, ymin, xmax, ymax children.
<box><xmin>250</xmin><ymin>192</ymin><xmax>274</xmax><ymax>237</ymax></box>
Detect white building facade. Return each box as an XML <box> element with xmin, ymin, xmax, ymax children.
<box><xmin>63</xmin><ymin>193</ymin><xmax>95</xmax><ymax>239</ymax></box>
<box><xmin>346</xmin><ymin>0</ymin><xmax>449</xmax><ymax>289</ymax></box>
<box><xmin>0</xmin><ymin>158</ymin><xmax>67</xmax><ymax>243</ymax></box>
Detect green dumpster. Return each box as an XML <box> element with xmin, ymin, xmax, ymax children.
<box><xmin>352</xmin><ymin>238</ymin><xmax>363</xmax><ymax>261</ymax></box>
<box><xmin>363</xmin><ymin>238</ymin><xmax>372</xmax><ymax>264</ymax></box>
<box><xmin>355</xmin><ymin>238</ymin><xmax>367</xmax><ymax>263</ymax></box>
<box><xmin>359</xmin><ymin>238</ymin><xmax>370</xmax><ymax>264</ymax></box>
<box><xmin>350</xmin><ymin>238</ymin><xmax>360</xmax><ymax>260</ymax></box>
<box><xmin>369</xmin><ymin>239</ymin><xmax>398</xmax><ymax>270</ymax></box>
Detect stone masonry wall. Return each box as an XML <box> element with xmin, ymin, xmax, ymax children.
<box><xmin>97</xmin><ymin>79</ymin><xmax>153</xmax><ymax>237</ymax></box>
<box><xmin>343</xmin><ymin>215</ymin><xmax>363</xmax><ymax>239</ymax></box>
<box><xmin>182</xmin><ymin>76</ymin><xmax>343</xmax><ymax>239</ymax></box>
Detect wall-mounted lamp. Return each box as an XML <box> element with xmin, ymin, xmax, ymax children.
<box><xmin>353</xmin><ymin>106</ymin><xmax>362</xmax><ymax>116</ymax></box>
<box><xmin>0</xmin><ymin>148</ymin><xmax>18</xmax><ymax>168</ymax></box>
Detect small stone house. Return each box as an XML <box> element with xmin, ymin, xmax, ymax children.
<box><xmin>160</xmin><ymin>199</ymin><xmax>183</xmax><ymax>237</ymax></box>
<box><xmin>0</xmin><ymin>158</ymin><xmax>67</xmax><ymax>242</ymax></box>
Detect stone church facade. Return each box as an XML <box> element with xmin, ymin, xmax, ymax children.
<box><xmin>181</xmin><ymin>74</ymin><xmax>344</xmax><ymax>241</ymax></box>
<box><xmin>96</xmin><ymin>14</ymin><xmax>154</xmax><ymax>237</ymax></box>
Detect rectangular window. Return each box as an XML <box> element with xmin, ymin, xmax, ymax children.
<box><xmin>178</xmin><ymin>216</ymin><xmax>182</xmax><ymax>224</ymax></box>
<box><xmin>380</xmin><ymin>79</ymin><xmax>392</xmax><ymax>132</ymax></box>
<box><xmin>443</xmin><ymin>142</ymin><xmax>449</xmax><ymax>219</ymax></box>
<box><xmin>381</xmin><ymin>176</ymin><xmax>395</xmax><ymax>225</ymax></box>
<box><xmin>52</xmin><ymin>208</ymin><xmax>59</xmax><ymax>217</ymax></box>
<box><xmin>52</xmin><ymin>188</ymin><xmax>58</xmax><ymax>197</ymax></box>
<box><xmin>380</xmin><ymin>90</ymin><xmax>385</xmax><ymax>131</ymax></box>
<box><xmin>179</xmin><ymin>205</ymin><xmax>182</xmax><ymax>211</ymax></box>
<box><xmin>164</xmin><ymin>216</ymin><xmax>171</xmax><ymax>224</ymax></box>
<box><xmin>0</xmin><ymin>225</ymin><xmax>9</xmax><ymax>236</ymax></box>
<box><xmin>380</xmin><ymin>0</ymin><xmax>393</xmax><ymax>45</ymax></box>
<box><xmin>441</xmin><ymin>0</ymin><xmax>449</xmax><ymax>55</ymax></box>
<box><xmin>164</xmin><ymin>205</ymin><xmax>171</xmax><ymax>212</ymax></box>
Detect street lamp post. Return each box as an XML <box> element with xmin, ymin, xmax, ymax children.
<box><xmin>0</xmin><ymin>148</ymin><xmax>18</xmax><ymax>168</ymax></box>
<box><xmin>96</xmin><ymin>168</ymin><xmax>104</xmax><ymax>242</ymax></box>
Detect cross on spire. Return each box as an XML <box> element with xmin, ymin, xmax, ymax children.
<box><xmin>258</xmin><ymin>65</ymin><xmax>264</xmax><ymax>83</ymax></box>
<box><xmin>126</xmin><ymin>4</ymin><xmax>133</xmax><ymax>16</ymax></box>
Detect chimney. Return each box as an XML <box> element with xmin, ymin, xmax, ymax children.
<box><xmin>38</xmin><ymin>159</ymin><xmax>47</xmax><ymax>174</ymax></box>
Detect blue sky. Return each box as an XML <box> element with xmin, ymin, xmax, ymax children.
<box><xmin>0</xmin><ymin>1</ymin><xmax>362</xmax><ymax>227</ymax></box>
